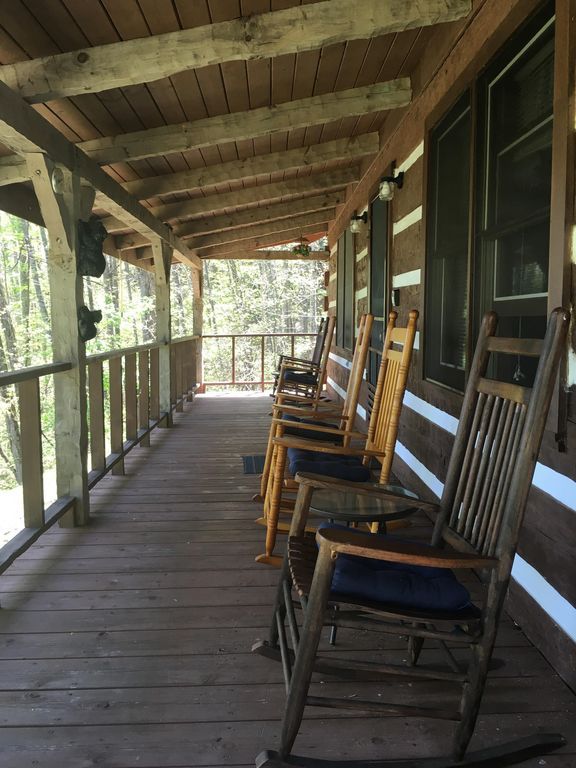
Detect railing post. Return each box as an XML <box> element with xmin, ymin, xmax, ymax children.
<box><xmin>192</xmin><ymin>268</ymin><xmax>203</xmax><ymax>391</ymax></box>
<box><xmin>27</xmin><ymin>154</ymin><xmax>90</xmax><ymax>527</ymax></box>
<box><xmin>261</xmin><ymin>335</ymin><xmax>265</xmax><ymax>392</ymax></box>
<box><xmin>152</xmin><ymin>238</ymin><xmax>173</xmax><ymax>426</ymax></box>
<box><xmin>109</xmin><ymin>357</ymin><xmax>124</xmax><ymax>475</ymax></box>
<box><xmin>88</xmin><ymin>360</ymin><xmax>106</xmax><ymax>472</ymax></box>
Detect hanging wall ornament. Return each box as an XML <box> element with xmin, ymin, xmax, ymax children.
<box><xmin>78</xmin><ymin>306</ymin><xmax>103</xmax><ymax>342</ymax></box>
<box><xmin>77</xmin><ymin>216</ymin><xmax>107</xmax><ymax>277</ymax></box>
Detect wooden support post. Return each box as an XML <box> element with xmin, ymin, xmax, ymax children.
<box><xmin>27</xmin><ymin>154</ymin><xmax>89</xmax><ymax>527</ymax></box>
<box><xmin>192</xmin><ymin>267</ymin><xmax>203</xmax><ymax>392</ymax></box>
<box><xmin>152</xmin><ymin>238</ymin><xmax>173</xmax><ymax>426</ymax></box>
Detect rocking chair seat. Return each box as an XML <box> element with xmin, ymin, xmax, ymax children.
<box><xmin>283</xmin><ymin>370</ymin><xmax>318</xmax><ymax>386</ymax></box>
<box><xmin>290</xmin><ymin>528</ymin><xmax>479</xmax><ymax>619</ymax></box>
<box><xmin>282</xmin><ymin>414</ymin><xmax>344</xmax><ymax>444</ymax></box>
<box><xmin>287</xmin><ymin>447</ymin><xmax>371</xmax><ymax>482</ymax></box>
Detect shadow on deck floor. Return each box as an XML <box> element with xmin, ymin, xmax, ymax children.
<box><xmin>0</xmin><ymin>394</ymin><xmax>574</xmax><ymax>767</ymax></box>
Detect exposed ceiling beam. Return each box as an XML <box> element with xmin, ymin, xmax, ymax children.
<box><xmin>122</xmin><ymin>133</ymin><xmax>378</xmax><ymax>200</ymax></box>
<box><xmin>0</xmin><ymin>1</ymin><xmax>471</xmax><ymax>103</ymax></box>
<box><xmin>198</xmin><ymin>224</ymin><xmax>327</xmax><ymax>258</ymax></box>
<box><xmin>0</xmin><ymin>81</ymin><xmax>201</xmax><ymax>270</ymax></box>
<box><xmin>79</xmin><ymin>80</ymin><xmax>410</xmax><ymax>166</ymax></box>
<box><xmin>174</xmin><ymin>191</ymin><xmax>345</xmax><ymax>238</ymax></box>
<box><xmin>199</xmin><ymin>249</ymin><xmax>330</xmax><ymax>261</ymax></box>
<box><xmin>149</xmin><ymin>167</ymin><xmax>358</xmax><ymax>222</ymax></box>
<box><xmin>192</xmin><ymin>210</ymin><xmax>334</xmax><ymax>251</ymax></box>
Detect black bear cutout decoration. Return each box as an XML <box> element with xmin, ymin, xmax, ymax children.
<box><xmin>78</xmin><ymin>306</ymin><xmax>103</xmax><ymax>342</ymax></box>
<box><xmin>77</xmin><ymin>216</ymin><xmax>107</xmax><ymax>277</ymax></box>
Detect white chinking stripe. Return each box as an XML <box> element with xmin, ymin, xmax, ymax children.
<box><xmin>394</xmin><ymin>437</ymin><xmax>576</xmax><ymax>641</ymax></box>
<box><xmin>393</xmin><ymin>205</ymin><xmax>422</xmax><ymax>237</ymax></box>
<box><xmin>402</xmin><ymin>389</ymin><xmax>576</xmax><ymax>514</ymax></box>
<box><xmin>328</xmin><ymin>300</ymin><xmax>336</xmax><ymax>308</ymax></box>
<box><xmin>329</xmin><ymin>351</ymin><xmax>352</xmax><ymax>370</ymax></box>
<box><xmin>329</xmin><ymin>272</ymin><xmax>337</xmax><ymax>282</ymax></box>
<box><xmin>398</xmin><ymin>141</ymin><xmax>424</xmax><ymax>173</ymax></box>
<box><xmin>356</xmin><ymin>247</ymin><xmax>368</xmax><ymax>262</ymax></box>
<box><xmin>355</xmin><ymin>287</ymin><xmax>368</xmax><ymax>300</ymax></box>
<box><xmin>392</xmin><ymin>269</ymin><xmax>421</xmax><ymax>288</ymax></box>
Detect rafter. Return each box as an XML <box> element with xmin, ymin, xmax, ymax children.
<box><xmin>78</xmin><ymin>81</ymin><xmax>410</xmax><ymax>166</ymax></box>
<box><xmin>192</xmin><ymin>210</ymin><xmax>334</xmax><ymax>251</ymax></box>
<box><xmin>0</xmin><ymin>81</ymin><xmax>200</xmax><ymax>270</ymax></box>
<box><xmin>121</xmin><ymin>133</ymin><xmax>378</xmax><ymax>200</ymax></box>
<box><xmin>0</xmin><ymin>1</ymin><xmax>471</xmax><ymax>103</ymax></box>
<box><xmin>197</xmin><ymin>224</ymin><xmax>327</xmax><ymax>258</ymax></box>
<box><xmin>174</xmin><ymin>191</ymin><xmax>345</xmax><ymax>238</ymax></box>
<box><xmin>149</xmin><ymin>167</ymin><xmax>358</xmax><ymax>222</ymax></box>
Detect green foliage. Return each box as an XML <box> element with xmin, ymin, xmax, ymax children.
<box><xmin>203</xmin><ymin>258</ymin><xmax>325</xmax><ymax>389</ymax></box>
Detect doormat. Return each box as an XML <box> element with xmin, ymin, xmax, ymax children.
<box><xmin>242</xmin><ymin>455</ymin><xmax>266</xmax><ymax>474</ymax></box>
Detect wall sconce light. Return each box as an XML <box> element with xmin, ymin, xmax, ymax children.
<box><xmin>350</xmin><ymin>211</ymin><xmax>368</xmax><ymax>234</ymax></box>
<box><xmin>378</xmin><ymin>171</ymin><xmax>404</xmax><ymax>202</ymax></box>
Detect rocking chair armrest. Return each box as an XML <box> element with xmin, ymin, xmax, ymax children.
<box><xmin>272</xmin><ymin>403</ymin><xmax>344</xmax><ymax>419</ymax></box>
<box><xmin>272</xmin><ymin>434</ymin><xmax>382</xmax><ymax>457</ymax></box>
<box><xmin>271</xmin><ymin>404</ymin><xmax>342</xmax><ymax>420</ymax></box>
<box><xmin>294</xmin><ymin>472</ymin><xmax>440</xmax><ymax>514</ymax></box>
<box><xmin>278</xmin><ymin>354</ymin><xmax>314</xmax><ymax>366</ymax></box>
<box><xmin>316</xmin><ymin>528</ymin><xmax>498</xmax><ymax>570</ymax></box>
<box><xmin>275</xmin><ymin>392</ymin><xmax>321</xmax><ymax>405</ymax></box>
<box><xmin>271</xmin><ymin>420</ymin><xmax>365</xmax><ymax>439</ymax></box>
<box><xmin>279</xmin><ymin>359</ymin><xmax>321</xmax><ymax>373</ymax></box>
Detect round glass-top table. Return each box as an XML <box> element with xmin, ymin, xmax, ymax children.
<box><xmin>308</xmin><ymin>484</ymin><xmax>419</xmax><ymax>531</ymax></box>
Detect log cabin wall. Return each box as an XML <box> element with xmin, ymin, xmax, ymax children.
<box><xmin>327</xmin><ymin>0</ymin><xmax>576</xmax><ymax>689</ymax></box>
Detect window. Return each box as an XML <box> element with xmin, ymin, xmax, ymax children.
<box><xmin>425</xmin><ymin>4</ymin><xmax>554</xmax><ymax>391</ymax></box>
<box><xmin>336</xmin><ymin>229</ymin><xmax>354</xmax><ymax>349</ymax></box>
<box><xmin>425</xmin><ymin>92</ymin><xmax>472</xmax><ymax>390</ymax></box>
<box><xmin>368</xmin><ymin>196</ymin><xmax>389</xmax><ymax>387</ymax></box>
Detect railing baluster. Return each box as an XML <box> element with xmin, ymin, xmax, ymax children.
<box><xmin>88</xmin><ymin>360</ymin><xmax>106</xmax><ymax>472</ymax></box>
<box><xmin>291</xmin><ymin>334</ymin><xmax>295</xmax><ymax>358</ymax></box>
<box><xmin>138</xmin><ymin>350</ymin><xmax>150</xmax><ymax>447</ymax></box>
<box><xmin>109</xmin><ymin>357</ymin><xmax>124</xmax><ymax>475</ymax></box>
<box><xmin>176</xmin><ymin>343</ymin><xmax>184</xmax><ymax>412</ymax></box>
<box><xmin>232</xmin><ymin>336</ymin><xmax>236</xmax><ymax>385</ymax></box>
<box><xmin>125</xmin><ymin>353</ymin><xmax>138</xmax><ymax>442</ymax></box>
<box><xmin>261</xmin><ymin>336</ymin><xmax>265</xmax><ymax>392</ymax></box>
<box><xmin>150</xmin><ymin>347</ymin><xmax>160</xmax><ymax>422</ymax></box>
<box><xmin>18</xmin><ymin>378</ymin><xmax>44</xmax><ymax>527</ymax></box>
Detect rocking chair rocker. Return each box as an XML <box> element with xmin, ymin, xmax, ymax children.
<box><xmin>253</xmin><ymin>308</ymin><xmax>569</xmax><ymax>768</ymax></box>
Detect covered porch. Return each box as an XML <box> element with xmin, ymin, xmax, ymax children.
<box><xmin>0</xmin><ymin>394</ymin><xmax>573</xmax><ymax>767</ymax></box>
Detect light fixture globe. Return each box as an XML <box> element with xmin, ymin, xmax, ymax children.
<box><xmin>378</xmin><ymin>171</ymin><xmax>404</xmax><ymax>202</ymax></box>
<box><xmin>350</xmin><ymin>211</ymin><xmax>368</xmax><ymax>233</ymax></box>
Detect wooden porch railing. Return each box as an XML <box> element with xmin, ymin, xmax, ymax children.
<box><xmin>0</xmin><ymin>335</ymin><xmax>198</xmax><ymax>573</ymax></box>
<box><xmin>202</xmin><ymin>332</ymin><xmax>316</xmax><ymax>390</ymax></box>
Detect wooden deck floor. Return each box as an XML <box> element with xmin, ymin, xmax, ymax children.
<box><xmin>0</xmin><ymin>394</ymin><xmax>574</xmax><ymax>767</ymax></box>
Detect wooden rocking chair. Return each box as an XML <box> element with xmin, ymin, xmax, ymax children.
<box><xmin>256</xmin><ymin>313</ymin><xmax>374</xmax><ymax>505</ymax></box>
<box><xmin>253</xmin><ymin>308</ymin><xmax>569</xmax><ymax>767</ymax></box>
<box><xmin>273</xmin><ymin>315</ymin><xmax>336</xmax><ymax>402</ymax></box>
<box><xmin>255</xmin><ymin>310</ymin><xmax>418</xmax><ymax>565</ymax></box>
<box><xmin>272</xmin><ymin>316</ymin><xmax>331</xmax><ymax>396</ymax></box>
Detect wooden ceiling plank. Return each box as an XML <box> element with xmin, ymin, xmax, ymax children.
<box><xmin>191</xmin><ymin>208</ymin><xmax>334</xmax><ymax>250</ymax></box>
<box><xmin>0</xmin><ymin>79</ymin><xmax>200</xmax><ymax>269</ymax></box>
<box><xmin>148</xmin><ymin>166</ymin><xmax>359</xmax><ymax>222</ymax></box>
<box><xmin>77</xmin><ymin>79</ymin><xmax>410</xmax><ymax>165</ymax></box>
<box><xmin>199</xmin><ymin>222</ymin><xmax>328</xmax><ymax>256</ymax></box>
<box><xmin>0</xmin><ymin>0</ymin><xmax>471</xmax><ymax>102</ymax></box>
<box><xmin>174</xmin><ymin>190</ymin><xmax>345</xmax><ymax>238</ymax></box>
<box><xmin>203</xmin><ymin>248</ymin><xmax>330</xmax><ymax>260</ymax></box>
<box><xmin>120</xmin><ymin>133</ymin><xmax>377</xmax><ymax>199</ymax></box>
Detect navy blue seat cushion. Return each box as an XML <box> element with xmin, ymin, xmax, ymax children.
<box><xmin>318</xmin><ymin>523</ymin><xmax>473</xmax><ymax>614</ymax></box>
<box><xmin>284</xmin><ymin>370</ymin><xmax>317</xmax><ymax>386</ymax></box>
<box><xmin>287</xmin><ymin>446</ymin><xmax>371</xmax><ymax>482</ymax></box>
<box><xmin>282</xmin><ymin>413</ymin><xmax>343</xmax><ymax>445</ymax></box>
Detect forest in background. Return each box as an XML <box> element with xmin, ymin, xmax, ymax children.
<box><xmin>0</xmin><ymin>211</ymin><xmax>324</xmax><ymax>493</ymax></box>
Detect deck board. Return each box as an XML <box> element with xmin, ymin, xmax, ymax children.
<box><xmin>0</xmin><ymin>394</ymin><xmax>574</xmax><ymax>767</ymax></box>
